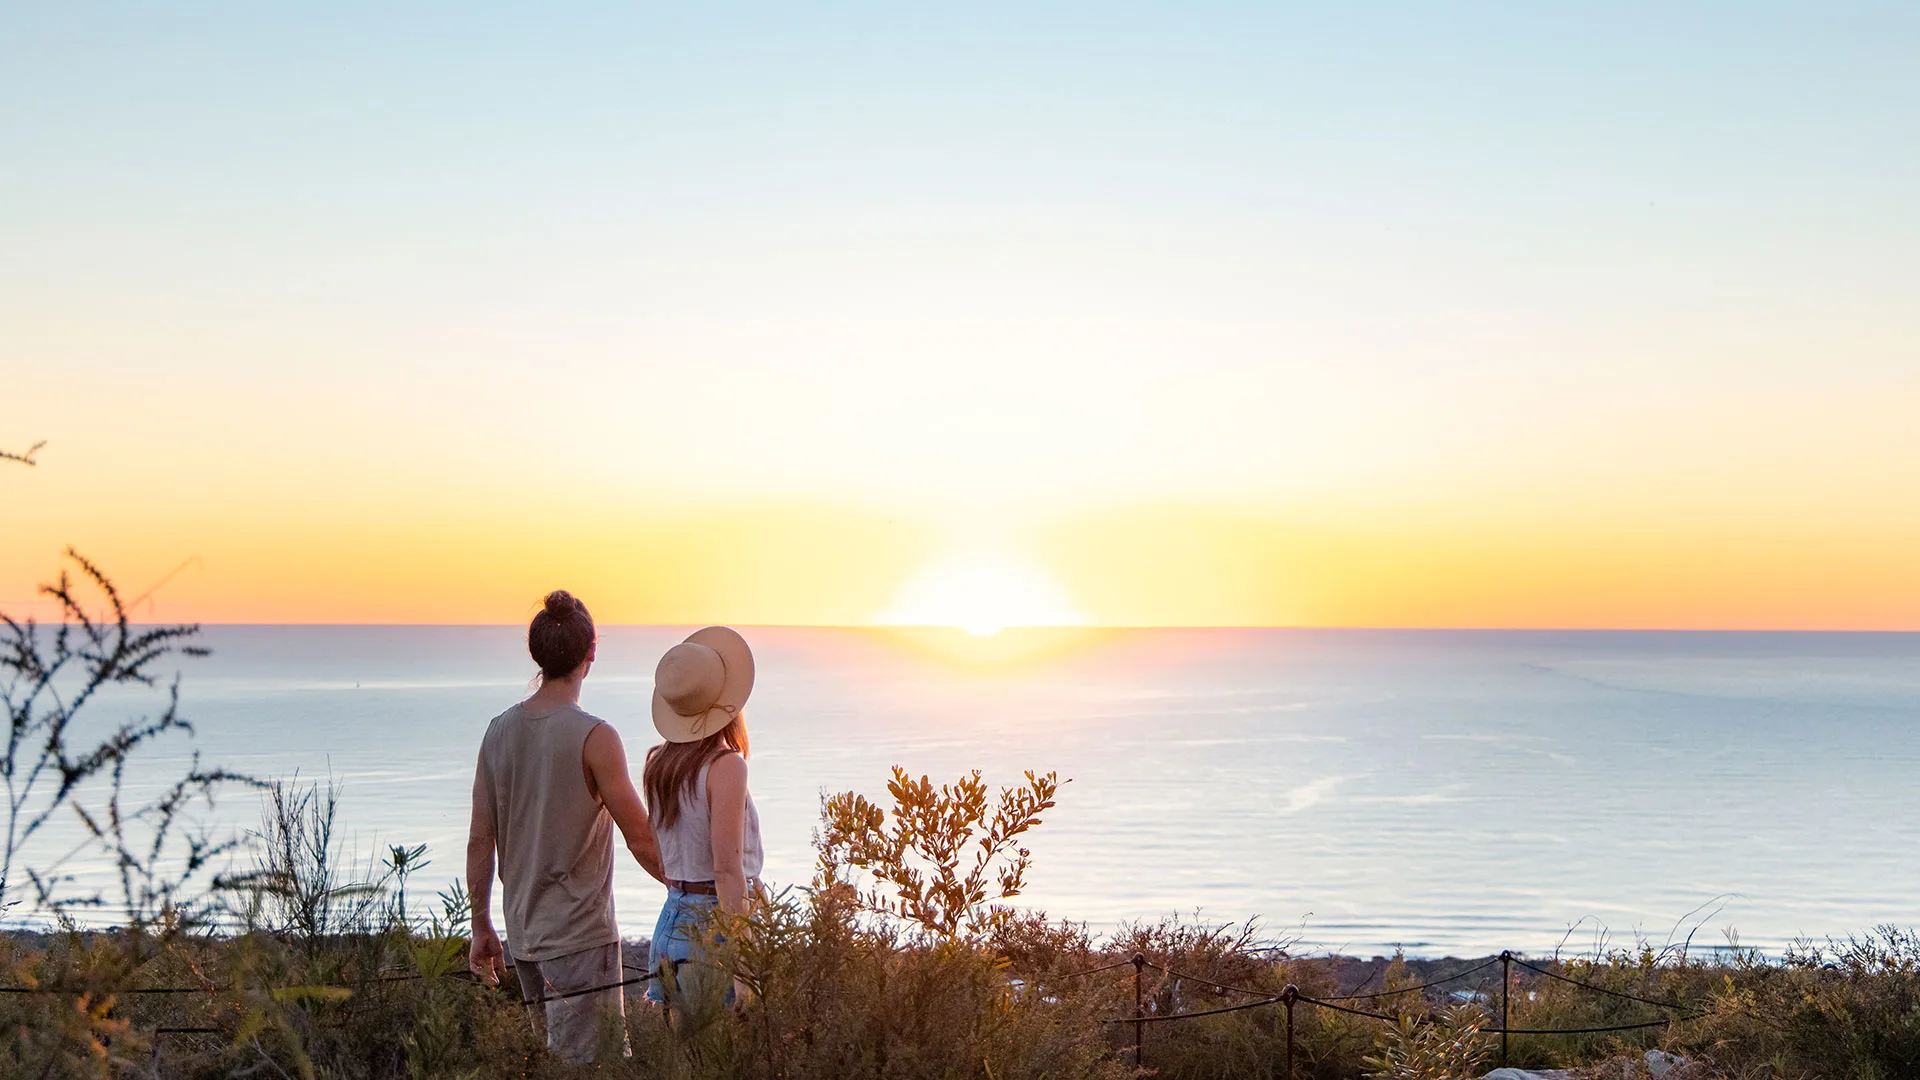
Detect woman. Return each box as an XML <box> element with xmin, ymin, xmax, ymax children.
<box><xmin>643</xmin><ymin>625</ymin><xmax>762</xmax><ymax>1011</ymax></box>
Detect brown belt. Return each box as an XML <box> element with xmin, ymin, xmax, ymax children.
<box><xmin>668</xmin><ymin>879</ymin><xmax>718</xmax><ymax>895</ymax></box>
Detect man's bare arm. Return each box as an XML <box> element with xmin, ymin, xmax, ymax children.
<box><xmin>584</xmin><ymin>724</ymin><xmax>667</xmax><ymax>884</ymax></box>
<box><xmin>466</xmin><ymin>755</ymin><xmax>504</xmax><ymax>984</ymax></box>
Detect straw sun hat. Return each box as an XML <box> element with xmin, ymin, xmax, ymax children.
<box><xmin>651</xmin><ymin>626</ymin><xmax>755</xmax><ymax>743</ymax></box>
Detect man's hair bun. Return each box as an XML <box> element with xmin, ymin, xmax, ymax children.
<box><xmin>529</xmin><ymin>590</ymin><xmax>594</xmax><ymax>681</ymax></box>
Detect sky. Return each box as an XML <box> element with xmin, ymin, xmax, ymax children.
<box><xmin>3</xmin><ymin>2</ymin><xmax>1917</xmax><ymax>629</ymax></box>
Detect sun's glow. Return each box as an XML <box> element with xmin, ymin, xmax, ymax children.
<box><xmin>875</xmin><ymin>554</ymin><xmax>1086</xmax><ymax>636</ymax></box>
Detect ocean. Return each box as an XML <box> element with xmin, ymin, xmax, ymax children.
<box><xmin>18</xmin><ymin>626</ymin><xmax>1920</xmax><ymax>958</ymax></box>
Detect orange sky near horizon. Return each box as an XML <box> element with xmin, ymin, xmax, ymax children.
<box><xmin>5</xmin><ymin>436</ymin><xmax>1919</xmax><ymax>630</ymax></box>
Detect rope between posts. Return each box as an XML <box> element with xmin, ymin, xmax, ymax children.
<box><xmin>1047</xmin><ymin>958</ymin><xmax>1139</xmax><ymax>980</ymax></box>
<box><xmin>1099</xmin><ymin>993</ymin><xmax>1291</xmax><ymax>1024</ymax></box>
<box><xmin>1148</xmin><ymin>962</ymin><xmax>1275</xmax><ymax>998</ymax></box>
<box><xmin>1510</xmin><ymin>957</ymin><xmax>1694</xmax><ymax>1011</ymax></box>
<box><xmin>152</xmin><ymin>1026</ymin><xmax>223</xmax><ymax>1036</ymax></box>
<box><xmin>0</xmin><ymin>961</ymin><xmax>661</xmax><ymax>1006</ymax></box>
<box><xmin>1489</xmin><ymin>1015</ymin><xmax>1703</xmax><ymax>1035</ymax></box>
<box><xmin>1331</xmin><ymin>956</ymin><xmax>1502</xmax><ymax>1000</ymax></box>
<box><xmin>518</xmin><ymin>970</ymin><xmax>657</xmax><ymax>1007</ymax></box>
<box><xmin>134</xmin><ymin>964</ymin><xmax>665</xmax><ymax>1042</ymax></box>
<box><xmin>141</xmin><ymin>973</ymin><xmax>665</xmax><ymax>1044</ymax></box>
<box><xmin>1145</xmin><ymin>956</ymin><xmax>1503</xmax><ymax>1003</ymax></box>
<box><xmin>1295</xmin><ymin>993</ymin><xmax>1401</xmax><ymax>1022</ymax></box>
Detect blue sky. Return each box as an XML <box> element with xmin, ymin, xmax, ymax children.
<box><xmin>10</xmin><ymin>2</ymin><xmax>1914</xmax><ymax>341</ymax></box>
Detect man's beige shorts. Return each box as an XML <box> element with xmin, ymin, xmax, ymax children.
<box><xmin>513</xmin><ymin>942</ymin><xmax>631</xmax><ymax>1065</ymax></box>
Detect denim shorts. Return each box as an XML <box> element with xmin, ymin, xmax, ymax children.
<box><xmin>646</xmin><ymin>887</ymin><xmax>726</xmax><ymax>1006</ymax></box>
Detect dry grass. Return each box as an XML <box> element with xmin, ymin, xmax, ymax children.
<box><xmin>11</xmin><ymin>895</ymin><xmax>1920</xmax><ymax>1078</ymax></box>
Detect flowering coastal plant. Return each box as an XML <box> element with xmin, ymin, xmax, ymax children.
<box><xmin>815</xmin><ymin>767</ymin><xmax>1062</xmax><ymax>940</ymax></box>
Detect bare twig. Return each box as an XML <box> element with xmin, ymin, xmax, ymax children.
<box><xmin>1</xmin><ymin>440</ymin><xmax>46</xmax><ymax>466</ymax></box>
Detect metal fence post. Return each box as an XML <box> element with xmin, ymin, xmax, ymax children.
<box><xmin>1133</xmin><ymin>952</ymin><xmax>1147</xmax><ymax>1072</ymax></box>
<box><xmin>1500</xmin><ymin>950</ymin><xmax>1511</xmax><ymax>1068</ymax></box>
<box><xmin>1282</xmin><ymin>984</ymin><xmax>1298</xmax><ymax>1079</ymax></box>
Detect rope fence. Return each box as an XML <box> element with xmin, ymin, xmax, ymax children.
<box><xmin>1067</xmin><ymin>949</ymin><xmax>1703</xmax><ymax>1073</ymax></box>
<box><xmin>1043</xmin><ymin>957</ymin><xmax>1139</xmax><ymax>981</ymax></box>
<box><xmin>1330</xmin><ymin>955</ymin><xmax>1503</xmax><ymax>1000</ymax></box>
<box><xmin>2</xmin><ymin>945</ymin><xmax>1709</xmax><ymax>1072</ymax></box>
<box><xmin>0</xmin><ymin>962</ymin><xmax>655</xmax><ymax>1004</ymax></box>
<box><xmin>0</xmin><ymin>958</ymin><xmax>666</xmax><ymax>1048</ymax></box>
<box><xmin>1510</xmin><ymin>955</ymin><xmax>1694</xmax><ymax>1011</ymax></box>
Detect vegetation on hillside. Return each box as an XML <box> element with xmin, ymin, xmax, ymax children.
<box><xmin>7</xmin><ymin>750</ymin><xmax>1920</xmax><ymax>1078</ymax></box>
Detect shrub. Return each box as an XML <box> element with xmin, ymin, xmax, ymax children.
<box><xmin>1361</xmin><ymin>1004</ymin><xmax>1488</xmax><ymax>1080</ymax></box>
<box><xmin>816</xmin><ymin>767</ymin><xmax>1060</xmax><ymax>939</ymax></box>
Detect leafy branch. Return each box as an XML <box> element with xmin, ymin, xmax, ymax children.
<box><xmin>816</xmin><ymin>767</ymin><xmax>1062</xmax><ymax>939</ymax></box>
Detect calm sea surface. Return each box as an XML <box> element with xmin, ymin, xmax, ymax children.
<box><xmin>22</xmin><ymin>626</ymin><xmax>1920</xmax><ymax>957</ymax></box>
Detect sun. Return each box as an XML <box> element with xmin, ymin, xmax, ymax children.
<box><xmin>875</xmin><ymin>553</ymin><xmax>1085</xmax><ymax>637</ymax></box>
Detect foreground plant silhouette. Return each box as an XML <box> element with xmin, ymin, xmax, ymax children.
<box><xmin>815</xmin><ymin>766</ymin><xmax>1061</xmax><ymax>939</ymax></box>
<box><xmin>0</xmin><ymin>439</ymin><xmax>45</xmax><ymax>466</ymax></box>
<box><xmin>0</xmin><ymin>548</ymin><xmax>249</xmax><ymax>932</ymax></box>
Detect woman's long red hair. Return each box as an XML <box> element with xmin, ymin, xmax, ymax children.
<box><xmin>642</xmin><ymin>715</ymin><xmax>749</xmax><ymax>831</ymax></box>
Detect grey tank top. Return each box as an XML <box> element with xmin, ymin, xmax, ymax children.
<box><xmin>650</xmin><ymin>754</ymin><xmax>764</xmax><ymax>883</ymax></box>
<box><xmin>478</xmin><ymin>701</ymin><xmax>618</xmax><ymax>961</ymax></box>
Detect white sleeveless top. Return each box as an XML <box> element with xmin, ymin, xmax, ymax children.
<box><xmin>651</xmin><ymin>755</ymin><xmax>764</xmax><ymax>883</ymax></box>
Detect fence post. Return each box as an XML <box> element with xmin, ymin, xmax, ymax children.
<box><xmin>1133</xmin><ymin>952</ymin><xmax>1146</xmax><ymax>1072</ymax></box>
<box><xmin>1282</xmin><ymin>984</ymin><xmax>1298</xmax><ymax>1080</ymax></box>
<box><xmin>1499</xmin><ymin>950</ymin><xmax>1511</xmax><ymax>1068</ymax></box>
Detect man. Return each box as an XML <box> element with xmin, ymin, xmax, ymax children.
<box><xmin>468</xmin><ymin>590</ymin><xmax>666</xmax><ymax>1064</ymax></box>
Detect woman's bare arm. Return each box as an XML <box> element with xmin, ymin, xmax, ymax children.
<box><xmin>706</xmin><ymin>752</ymin><xmax>750</xmax><ymax>915</ymax></box>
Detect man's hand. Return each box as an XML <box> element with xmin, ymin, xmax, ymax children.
<box><xmin>470</xmin><ymin>922</ymin><xmax>505</xmax><ymax>985</ymax></box>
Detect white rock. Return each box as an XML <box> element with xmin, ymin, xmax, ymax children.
<box><xmin>1646</xmin><ymin>1049</ymin><xmax>1687</xmax><ymax>1076</ymax></box>
<box><xmin>1482</xmin><ymin>1050</ymin><xmax>1684</xmax><ymax>1080</ymax></box>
